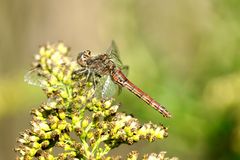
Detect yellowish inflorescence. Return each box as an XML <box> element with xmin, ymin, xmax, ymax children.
<box><xmin>15</xmin><ymin>42</ymin><xmax>175</xmax><ymax>160</ymax></box>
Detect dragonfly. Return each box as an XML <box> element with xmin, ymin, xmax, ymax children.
<box><xmin>73</xmin><ymin>41</ymin><xmax>171</xmax><ymax>118</ymax></box>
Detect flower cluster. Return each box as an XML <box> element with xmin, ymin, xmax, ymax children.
<box><xmin>15</xmin><ymin>42</ymin><xmax>175</xmax><ymax>160</ymax></box>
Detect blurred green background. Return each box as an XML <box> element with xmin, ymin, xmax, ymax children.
<box><xmin>1</xmin><ymin>0</ymin><xmax>240</xmax><ymax>159</ymax></box>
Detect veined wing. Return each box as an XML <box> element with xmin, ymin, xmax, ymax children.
<box><xmin>106</xmin><ymin>40</ymin><xmax>129</xmax><ymax>74</ymax></box>
<box><xmin>121</xmin><ymin>65</ymin><xmax>129</xmax><ymax>77</ymax></box>
<box><xmin>94</xmin><ymin>67</ymin><xmax>129</xmax><ymax>99</ymax></box>
<box><xmin>94</xmin><ymin>41</ymin><xmax>130</xmax><ymax>99</ymax></box>
<box><xmin>95</xmin><ymin>67</ymin><xmax>135</xmax><ymax>99</ymax></box>
<box><xmin>106</xmin><ymin>41</ymin><xmax>128</xmax><ymax>74</ymax></box>
<box><xmin>106</xmin><ymin>40</ymin><xmax>123</xmax><ymax>68</ymax></box>
<box><xmin>24</xmin><ymin>67</ymin><xmax>47</xmax><ymax>88</ymax></box>
<box><xmin>95</xmin><ymin>75</ymin><xmax>121</xmax><ymax>99</ymax></box>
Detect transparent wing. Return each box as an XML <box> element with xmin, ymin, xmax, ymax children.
<box><xmin>24</xmin><ymin>68</ymin><xmax>47</xmax><ymax>88</ymax></box>
<box><xmin>106</xmin><ymin>40</ymin><xmax>123</xmax><ymax>68</ymax></box>
<box><xmin>94</xmin><ymin>41</ymin><xmax>129</xmax><ymax>98</ymax></box>
<box><xmin>107</xmin><ymin>41</ymin><xmax>129</xmax><ymax>74</ymax></box>
<box><xmin>121</xmin><ymin>65</ymin><xmax>129</xmax><ymax>77</ymax></box>
<box><xmin>95</xmin><ymin>75</ymin><xmax>121</xmax><ymax>99</ymax></box>
<box><xmin>94</xmin><ymin>75</ymin><xmax>107</xmax><ymax>98</ymax></box>
<box><xmin>102</xmin><ymin>76</ymin><xmax>121</xmax><ymax>98</ymax></box>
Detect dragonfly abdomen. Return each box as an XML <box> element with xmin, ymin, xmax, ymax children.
<box><xmin>111</xmin><ymin>69</ymin><xmax>171</xmax><ymax>118</ymax></box>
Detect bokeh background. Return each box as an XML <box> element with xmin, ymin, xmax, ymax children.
<box><xmin>1</xmin><ymin>0</ymin><xmax>240</xmax><ymax>159</ymax></box>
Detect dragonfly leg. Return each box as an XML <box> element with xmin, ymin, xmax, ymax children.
<box><xmin>72</xmin><ymin>68</ymin><xmax>98</xmax><ymax>89</ymax></box>
<box><xmin>72</xmin><ymin>68</ymin><xmax>93</xmax><ymax>85</ymax></box>
<box><xmin>81</xmin><ymin>68</ymin><xmax>95</xmax><ymax>85</ymax></box>
<box><xmin>92</xmin><ymin>72</ymin><xmax>97</xmax><ymax>89</ymax></box>
<box><xmin>85</xmin><ymin>68</ymin><xmax>91</xmax><ymax>82</ymax></box>
<box><xmin>72</xmin><ymin>68</ymin><xmax>87</xmax><ymax>79</ymax></box>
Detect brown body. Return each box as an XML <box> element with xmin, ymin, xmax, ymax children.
<box><xmin>86</xmin><ymin>54</ymin><xmax>115</xmax><ymax>76</ymax></box>
<box><xmin>76</xmin><ymin>51</ymin><xmax>171</xmax><ymax>118</ymax></box>
<box><xmin>111</xmin><ymin>69</ymin><xmax>171</xmax><ymax>118</ymax></box>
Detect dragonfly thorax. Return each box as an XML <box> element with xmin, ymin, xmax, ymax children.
<box><xmin>77</xmin><ymin>50</ymin><xmax>117</xmax><ymax>76</ymax></box>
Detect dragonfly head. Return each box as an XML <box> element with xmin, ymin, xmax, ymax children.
<box><xmin>77</xmin><ymin>50</ymin><xmax>91</xmax><ymax>67</ymax></box>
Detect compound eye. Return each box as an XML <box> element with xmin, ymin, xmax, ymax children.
<box><xmin>77</xmin><ymin>52</ymin><xmax>83</xmax><ymax>60</ymax></box>
<box><xmin>85</xmin><ymin>50</ymin><xmax>91</xmax><ymax>56</ymax></box>
<box><xmin>77</xmin><ymin>50</ymin><xmax>92</xmax><ymax>67</ymax></box>
<box><xmin>78</xmin><ymin>50</ymin><xmax>90</xmax><ymax>59</ymax></box>
<box><xmin>82</xmin><ymin>54</ymin><xmax>87</xmax><ymax>59</ymax></box>
<box><xmin>81</xmin><ymin>50</ymin><xmax>91</xmax><ymax>60</ymax></box>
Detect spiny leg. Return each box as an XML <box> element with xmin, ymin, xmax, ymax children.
<box><xmin>92</xmin><ymin>72</ymin><xmax>98</xmax><ymax>89</ymax></box>
<box><xmin>85</xmin><ymin>68</ymin><xmax>91</xmax><ymax>82</ymax></box>
<box><xmin>72</xmin><ymin>68</ymin><xmax>87</xmax><ymax>78</ymax></box>
<box><xmin>72</xmin><ymin>68</ymin><xmax>92</xmax><ymax>84</ymax></box>
<box><xmin>72</xmin><ymin>67</ymin><xmax>100</xmax><ymax>90</ymax></box>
